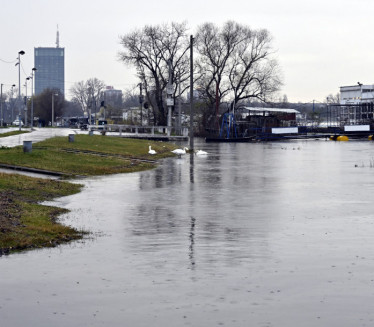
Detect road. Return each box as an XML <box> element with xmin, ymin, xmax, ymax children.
<box><xmin>0</xmin><ymin>127</ymin><xmax>87</xmax><ymax>148</ymax></box>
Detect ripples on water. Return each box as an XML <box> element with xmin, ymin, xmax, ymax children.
<box><xmin>2</xmin><ymin>139</ymin><xmax>374</xmax><ymax>326</ymax></box>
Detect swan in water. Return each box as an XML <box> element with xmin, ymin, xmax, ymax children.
<box><xmin>148</xmin><ymin>146</ymin><xmax>157</xmax><ymax>155</ymax></box>
<box><xmin>195</xmin><ymin>149</ymin><xmax>208</xmax><ymax>156</ymax></box>
<box><xmin>171</xmin><ymin>147</ymin><xmax>188</xmax><ymax>156</ymax></box>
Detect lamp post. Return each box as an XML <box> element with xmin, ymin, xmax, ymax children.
<box><xmin>30</xmin><ymin>68</ymin><xmax>36</xmax><ymax>129</ymax></box>
<box><xmin>0</xmin><ymin>84</ymin><xmax>3</xmax><ymax>127</ymax></box>
<box><xmin>189</xmin><ymin>35</ymin><xmax>194</xmax><ymax>150</ymax></box>
<box><xmin>17</xmin><ymin>50</ymin><xmax>25</xmax><ymax>130</ymax></box>
<box><xmin>11</xmin><ymin>84</ymin><xmax>15</xmax><ymax>122</ymax></box>
<box><xmin>24</xmin><ymin>77</ymin><xmax>30</xmax><ymax>126</ymax></box>
<box><xmin>52</xmin><ymin>93</ymin><xmax>58</xmax><ymax>127</ymax></box>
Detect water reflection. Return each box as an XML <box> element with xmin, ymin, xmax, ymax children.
<box><xmin>189</xmin><ymin>216</ymin><xmax>196</xmax><ymax>269</ymax></box>
<box><xmin>132</xmin><ymin>144</ymin><xmax>275</xmax><ymax>268</ymax></box>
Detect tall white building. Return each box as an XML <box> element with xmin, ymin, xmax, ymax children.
<box><xmin>340</xmin><ymin>84</ymin><xmax>374</xmax><ymax>105</ymax></box>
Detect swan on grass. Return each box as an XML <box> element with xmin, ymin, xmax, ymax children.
<box><xmin>148</xmin><ymin>146</ymin><xmax>157</xmax><ymax>155</ymax></box>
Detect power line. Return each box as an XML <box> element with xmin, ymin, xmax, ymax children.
<box><xmin>0</xmin><ymin>58</ymin><xmax>17</xmax><ymax>64</ymax></box>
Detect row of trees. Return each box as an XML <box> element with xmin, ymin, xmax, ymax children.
<box><xmin>0</xmin><ymin>21</ymin><xmax>341</xmax><ymax>128</ymax></box>
<box><xmin>118</xmin><ymin>21</ymin><xmax>283</xmax><ymax>127</ymax></box>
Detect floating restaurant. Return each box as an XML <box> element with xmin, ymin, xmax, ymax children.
<box><xmin>206</xmin><ymin>104</ymin><xmax>374</xmax><ymax>142</ymax></box>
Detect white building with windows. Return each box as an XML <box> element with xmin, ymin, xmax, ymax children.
<box><xmin>340</xmin><ymin>84</ymin><xmax>374</xmax><ymax>105</ymax></box>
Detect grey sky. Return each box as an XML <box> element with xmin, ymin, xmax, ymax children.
<box><xmin>1</xmin><ymin>0</ymin><xmax>372</xmax><ymax>102</ymax></box>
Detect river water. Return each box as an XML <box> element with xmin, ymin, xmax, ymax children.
<box><xmin>1</xmin><ymin>138</ymin><xmax>374</xmax><ymax>326</ymax></box>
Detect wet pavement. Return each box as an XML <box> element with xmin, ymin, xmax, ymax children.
<box><xmin>0</xmin><ymin>127</ymin><xmax>86</xmax><ymax>148</ymax></box>
<box><xmin>1</xmin><ymin>138</ymin><xmax>374</xmax><ymax>326</ymax></box>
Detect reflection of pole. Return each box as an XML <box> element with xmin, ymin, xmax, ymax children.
<box><xmin>189</xmin><ymin>35</ymin><xmax>194</xmax><ymax>150</ymax></box>
<box><xmin>189</xmin><ymin>215</ymin><xmax>196</xmax><ymax>269</ymax></box>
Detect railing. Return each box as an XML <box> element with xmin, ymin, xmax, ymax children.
<box><xmin>88</xmin><ymin>124</ymin><xmax>189</xmax><ymax>137</ymax></box>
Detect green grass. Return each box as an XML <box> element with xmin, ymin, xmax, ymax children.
<box><xmin>38</xmin><ymin>134</ymin><xmax>175</xmax><ymax>157</ymax></box>
<box><xmin>0</xmin><ymin>130</ymin><xmax>29</xmax><ymax>138</ymax></box>
<box><xmin>0</xmin><ymin>173</ymin><xmax>84</xmax><ymax>254</ymax></box>
<box><xmin>0</xmin><ymin>135</ymin><xmax>180</xmax><ymax>255</ymax></box>
<box><xmin>0</xmin><ymin>135</ymin><xmax>177</xmax><ymax>176</ymax></box>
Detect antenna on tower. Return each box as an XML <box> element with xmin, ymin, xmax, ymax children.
<box><xmin>56</xmin><ymin>25</ymin><xmax>60</xmax><ymax>48</ymax></box>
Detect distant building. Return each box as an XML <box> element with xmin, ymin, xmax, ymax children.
<box><xmin>340</xmin><ymin>84</ymin><xmax>374</xmax><ymax>105</ymax></box>
<box><xmin>34</xmin><ymin>28</ymin><xmax>65</xmax><ymax>95</ymax></box>
<box><xmin>103</xmin><ymin>86</ymin><xmax>123</xmax><ymax>107</ymax></box>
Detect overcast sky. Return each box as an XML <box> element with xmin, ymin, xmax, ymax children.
<box><xmin>1</xmin><ymin>0</ymin><xmax>373</xmax><ymax>103</ymax></box>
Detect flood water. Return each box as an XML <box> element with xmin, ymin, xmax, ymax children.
<box><xmin>1</xmin><ymin>138</ymin><xmax>374</xmax><ymax>326</ymax></box>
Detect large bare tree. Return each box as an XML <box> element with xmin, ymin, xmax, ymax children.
<box><xmin>70</xmin><ymin>78</ymin><xmax>105</xmax><ymax>116</ymax></box>
<box><xmin>118</xmin><ymin>22</ymin><xmax>190</xmax><ymax>125</ymax></box>
<box><xmin>196</xmin><ymin>21</ymin><xmax>282</xmax><ymax>120</ymax></box>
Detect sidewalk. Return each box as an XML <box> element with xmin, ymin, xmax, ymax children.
<box><xmin>0</xmin><ymin>127</ymin><xmax>81</xmax><ymax>148</ymax></box>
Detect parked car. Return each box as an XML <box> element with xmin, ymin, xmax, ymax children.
<box><xmin>12</xmin><ymin>119</ymin><xmax>24</xmax><ymax>126</ymax></box>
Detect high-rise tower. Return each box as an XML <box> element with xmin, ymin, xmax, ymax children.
<box><xmin>34</xmin><ymin>27</ymin><xmax>65</xmax><ymax>95</ymax></box>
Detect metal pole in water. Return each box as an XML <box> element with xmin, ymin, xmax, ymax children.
<box><xmin>189</xmin><ymin>35</ymin><xmax>194</xmax><ymax>151</ymax></box>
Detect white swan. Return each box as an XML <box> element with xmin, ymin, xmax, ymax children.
<box><xmin>148</xmin><ymin>145</ymin><xmax>157</xmax><ymax>155</ymax></box>
<box><xmin>171</xmin><ymin>147</ymin><xmax>188</xmax><ymax>156</ymax></box>
<box><xmin>195</xmin><ymin>149</ymin><xmax>208</xmax><ymax>156</ymax></box>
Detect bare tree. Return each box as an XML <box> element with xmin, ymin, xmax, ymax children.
<box><xmin>70</xmin><ymin>78</ymin><xmax>105</xmax><ymax>116</ymax></box>
<box><xmin>325</xmin><ymin>93</ymin><xmax>340</xmax><ymax>104</ymax></box>
<box><xmin>5</xmin><ymin>87</ymin><xmax>18</xmax><ymax>122</ymax></box>
<box><xmin>118</xmin><ymin>22</ymin><xmax>190</xmax><ymax>125</ymax></box>
<box><xmin>196</xmin><ymin>21</ymin><xmax>282</xmax><ymax>117</ymax></box>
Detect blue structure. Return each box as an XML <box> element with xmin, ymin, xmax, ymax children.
<box><xmin>34</xmin><ymin>47</ymin><xmax>65</xmax><ymax>95</ymax></box>
<box><xmin>219</xmin><ymin>113</ymin><xmax>238</xmax><ymax>139</ymax></box>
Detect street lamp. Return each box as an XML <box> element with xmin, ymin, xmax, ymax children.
<box><xmin>24</xmin><ymin>77</ymin><xmax>30</xmax><ymax>126</ymax></box>
<box><xmin>30</xmin><ymin>68</ymin><xmax>36</xmax><ymax>129</ymax></box>
<box><xmin>17</xmin><ymin>50</ymin><xmax>25</xmax><ymax>130</ymax></box>
<box><xmin>0</xmin><ymin>84</ymin><xmax>3</xmax><ymax>127</ymax></box>
<box><xmin>11</xmin><ymin>84</ymin><xmax>16</xmax><ymax>122</ymax></box>
<box><xmin>52</xmin><ymin>93</ymin><xmax>58</xmax><ymax>127</ymax></box>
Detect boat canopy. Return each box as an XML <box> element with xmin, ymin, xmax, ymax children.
<box><xmin>242</xmin><ymin>107</ymin><xmax>300</xmax><ymax>114</ymax></box>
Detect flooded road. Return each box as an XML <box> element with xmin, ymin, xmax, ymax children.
<box><xmin>1</xmin><ymin>139</ymin><xmax>374</xmax><ymax>326</ymax></box>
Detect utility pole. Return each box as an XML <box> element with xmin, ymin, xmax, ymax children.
<box><xmin>17</xmin><ymin>51</ymin><xmax>25</xmax><ymax>131</ymax></box>
<box><xmin>10</xmin><ymin>84</ymin><xmax>15</xmax><ymax>122</ymax></box>
<box><xmin>215</xmin><ymin>82</ymin><xmax>219</xmax><ymax>129</ymax></box>
<box><xmin>0</xmin><ymin>84</ymin><xmax>3</xmax><ymax>127</ymax></box>
<box><xmin>189</xmin><ymin>35</ymin><xmax>194</xmax><ymax>150</ymax></box>
<box><xmin>52</xmin><ymin>94</ymin><xmax>55</xmax><ymax>127</ymax></box>
<box><xmin>138</xmin><ymin>83</ymin><xmax>143</xmax><ymax>126</ymax></box>
<box><xmin>166</xmin><ymin>59</ymin><xmax>173</xmax><ymax>136</ymax></box>
<box><xmin>178</xmin><ymin>74</ymin><xmax>182</xmax><ymax>135</ymax></box>
<box><xmin>24</xmin><ymin>77</ymin><xmax>30</xmax><ymax>126</ymax></box>
<box><xmin>31</xmin><ymin>68</ymin><xmax>36</xmax><ymax>129</ymax></box>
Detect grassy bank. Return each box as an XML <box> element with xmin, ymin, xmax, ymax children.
<box><xmin>0</xmin><ymin>130</ymin><xmax>29</xmax><ymax>138</ymax></box>
<box><xmin>0</xmin><ymin>134</ymin><xmax>176</xmax><ymax>176</ymax></box>
<box><xmin>0</xmin><ymin>135</ymin><xmax>178</xmax><ymax>255</ymax></box>
<box><xmin>0</xmin><ymin>172</ymin><xmax>84</xmax><ymax>255</ymax></box>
